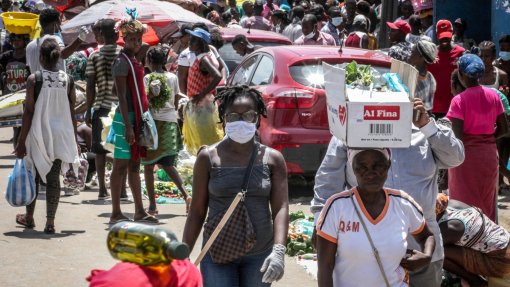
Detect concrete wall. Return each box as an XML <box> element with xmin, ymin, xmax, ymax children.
<box><xmin>492</xmin><ymin>0</ymin><xmax>510</xmax><ymax>51</ymax></box>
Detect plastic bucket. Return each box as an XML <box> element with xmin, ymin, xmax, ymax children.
<box><xmin>1</xmin><ymin>12</ymin><xmax>39</xmax><ymax>35</ymax></box>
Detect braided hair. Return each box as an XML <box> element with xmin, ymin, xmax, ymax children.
<box><xmin>479</xmin><ymin>41</ymin><xmax>497</xmax><ymax>56</ymax></box>
<box><xmin>215</xmin><ymin>85</ymin><xmax>267</xmax><ymax>126</ymax></box>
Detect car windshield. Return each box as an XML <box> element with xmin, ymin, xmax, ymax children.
<box><xmin>220</xmin><ymin>42</ymin><xmax>285</xmax><ymax>72</ymax></box>
<box><xmin>289</xmin><ymin>62</ymin><xmax>390</xmax><ymax>89</ymax></box>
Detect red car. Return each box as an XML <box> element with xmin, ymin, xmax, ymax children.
<box><xmin>227</xmin><ymin>46</ymin><xmax>391</xmax><ymax>177</ymax></box>
<box><xmin>218</xmin><ymin>28</ymin><xmax>292</xmax><ymax>72</ymax></box>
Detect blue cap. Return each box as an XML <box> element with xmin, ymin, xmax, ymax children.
<box><xmin>186</xmin><ymin>28</ymin><xmax>211</xmax><ymax>44</ymax></box>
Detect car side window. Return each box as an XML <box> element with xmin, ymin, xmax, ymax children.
<box><xmin>250</xmin><ymin>56</ymin><xmax>273</xmax><ymax>86</ymax></box>
<box><xmin>231</xmin><ymin>55</ymin><xmax>259</xmax><ymax>86</ymax></box>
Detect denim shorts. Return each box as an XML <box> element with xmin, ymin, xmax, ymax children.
<box><xmin>200</xmin><ymin>249</ymin><xmax>272</xmax><ymax>287</ymax></box>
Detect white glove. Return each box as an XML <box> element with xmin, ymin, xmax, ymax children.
<box><xmin>150</xmin><ymin>80</ymin><xmax>161</xmax><ymax>96</ymax></box>
<box><xmin>260</xmin><ymin>244</ymin><xmax>286</xmax><ymax>283</ymax></box>
<box><xmin>78</xmin><ymin>26</ymin><xmax>90</xmax><ymax>42</ymax></box>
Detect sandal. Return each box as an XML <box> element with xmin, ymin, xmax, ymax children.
<box><xmin>44</xmin><ymin>225</ymin><xmax>55</xmax><ymax>234</ymax></box>
<box><xmin>134</xmin><ymin>215</ymin><xmax>159</xmax><ymax>224</ymax></box>
<box><xmin>145</xmin><ymin>208</ymin><xmax>159</xmax><ymax>216</ymax></box>
<box><xmin>108</xmin><ymin>217</ymin><xmax>131</xmax><ymax>225</ymax></box>
<box><xmin>16</xmin><ymin>214</ymin><xmax>35</xmax><ymax>228</ymax></box>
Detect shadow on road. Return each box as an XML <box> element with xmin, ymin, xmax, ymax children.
<box><xmin>0</xmin><ymin>164</ymin><xmax>14</xmax><ymax>169</ymax></box>
<box><xmin>0</xmin><ymin>154</ymin><xmax>16</xmax><ymax>160</ymax></box>
<box><xmin>97</xmin><ymin>212</ymin><xmax>183</xmax><ymax>221</ymax></box>
<box><xmin>4</xmin><ymin>229</ymin><xmax>85</xmax><ymax>239</ymax></box>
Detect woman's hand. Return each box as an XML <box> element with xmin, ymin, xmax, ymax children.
<box><xmin>14</xmin><ymin>142</ymin><xmax>26</xmax><ymax>159</ymax></box>
<box><xmin>400</xmin><ymin>249</ymin><xmax>432</xmax><ymax>272</ymax></box>
<box><xmin>125</xmin><ymin>125</ymin><xmax>135</xmax><ymax>145</ymax></box>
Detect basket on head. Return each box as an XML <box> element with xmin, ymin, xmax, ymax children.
<box><xmin>1</xmin><ymin>12</ymin><xmax>39</xmax><ymax>35</ymax></box>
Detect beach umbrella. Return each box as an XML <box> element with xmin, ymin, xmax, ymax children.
<box><xmin>61</xmin><ymin>0</ymin><xmax>213</xmax><ymax>45</ymax></box>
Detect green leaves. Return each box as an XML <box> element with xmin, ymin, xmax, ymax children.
<box><xmin>344</xmin><ymin>61</ymin><xmax>373</xmax><ymax>86</ymax></box>
<box><xmin>146</xmin><ymin>73</ymin><xmax>172</xmax><ymax>112</ymax></box>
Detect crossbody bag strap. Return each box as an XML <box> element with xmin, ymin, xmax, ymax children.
<box><xmin>241</xmin><ymin>143</ymin><xmax>259</xmax><ymax>197</ymax></box>
<box><xmin>350</xmin><ymin>193</ymin><xmax>391</xmax><ymax>287</ymax></box>
<box><xmin>120</xmin><ymin>53</ymin><xmax>143</xmax><ymax>116</ymax></box>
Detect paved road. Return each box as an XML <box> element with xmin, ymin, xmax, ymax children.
<box><xmin>0</xmin><ymin>127</ymin><xmax>316</xmax><ymax>287</ymax></box>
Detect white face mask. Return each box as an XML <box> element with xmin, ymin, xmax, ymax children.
<box><xmin>500</xmin><ymin>51</ymin><xmax>510</xmax><ymax>61</ymax></box>
<box><xmin>332</xmin><ymin>17</ymin><xmax>343</xmax><ymax>27</ymax></box>
<box><xmin>225</xmin><ymin>121</ymin><xmax>257</xmax><ymax>144</ymax></box>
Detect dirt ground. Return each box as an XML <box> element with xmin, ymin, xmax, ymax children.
<box><xmin>1</xmin><ymin>126</ymin><xmax>509</xmax><ymax>287</ymax></box>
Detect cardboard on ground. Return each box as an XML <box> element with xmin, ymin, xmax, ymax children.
<box><xmin>324</xmin><ymin>59</ymin><xmax>418</xmax><ymax>148</ymax></box>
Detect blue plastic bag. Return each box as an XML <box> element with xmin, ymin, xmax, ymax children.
<box><xmin>5</xmin><ymin>159</ymin><xmax>36</xmax><ymax>207</ymax></box>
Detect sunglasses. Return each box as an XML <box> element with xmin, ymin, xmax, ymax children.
<box><xmin>225</xmin><ymin>111</ymin><xmax>258</xmax><ymax>123</ymax></box>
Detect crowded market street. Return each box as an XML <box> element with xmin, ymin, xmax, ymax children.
<box><xmin>0</xmin><ymin>127</ymin><xmax>316</xmax><ymax>286</ymax></box>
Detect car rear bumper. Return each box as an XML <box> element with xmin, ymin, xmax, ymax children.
<box><xmin>259</xmin><ymin>127</ymin><xmax>331</xmax><ymax>175</ymax></box>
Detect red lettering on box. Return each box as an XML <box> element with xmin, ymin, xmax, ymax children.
<box><xmin>338</xmin><ymin>105</ymin><xmax>347</xmax><ymax>126</ymax></box>
<box><xmin>363</xmin><ymin>106</ymin><xmax>400</xmax><ymax>120</ymax></box>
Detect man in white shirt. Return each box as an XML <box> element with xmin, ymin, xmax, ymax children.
<box><xmin>26</xmin><ymin>8</ymin><xmax>88</xmax><ymax>74</ymax></box>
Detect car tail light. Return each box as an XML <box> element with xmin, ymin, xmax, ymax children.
<box><xmin>273</xmin><ymin>143</ymin><xmax>301</xmax><ymax>151</ymax></box>
<box><xmin>273</xmin><ymin>89</ymin><xmax>317</xmax><ymax>109</ymax></box>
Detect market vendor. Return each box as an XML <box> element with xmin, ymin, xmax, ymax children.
<box><xmin>436</xmin><ymin>193</ymin><xmax>510</xmax><ymax>286</ymax></box>
<box><xmin>311</xmin><ymin>98</ymin><xmax>465</xmax><ymax>286</ymax></box>
<box><xmin>317</xmin><ymin>149</ymin><xmax>436</xmax><ymax>287</ymax></box>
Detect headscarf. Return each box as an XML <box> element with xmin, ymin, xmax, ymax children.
<box><xmin>347</xmin><ymin>148</ymin><xmax>391</xmax><ymax>166</ymax></box>
<box><xmin>115</xmin><ymin>7</ymin><xmax>147</xmax><ymax>35</ymax></box>
<box><xmin>435</xmin><ymin>193</ymin><xmax>449</xmax><ymax>217</ymax></box>
<box><xmin>458</xmin><ymin>53</ymin><xmax>485</xmax><ymax>79</ymax></box>
<box><xmin>416</xmin><ymin>39</ymin><xmax>437</xmax><ymax>64</ymax></box>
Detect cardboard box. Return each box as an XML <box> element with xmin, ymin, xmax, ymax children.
<box><xmin>324</xmin><ymin>59</ymin><xmax>418</xmax><ymax>148</ymax></box>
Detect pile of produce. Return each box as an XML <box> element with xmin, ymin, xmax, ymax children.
<box><xmin>142</xmin><ymin>180</ymin><xmax>192</xmax><ymax>204</ymax></box>
<box><xmin>345</xmin><ymin>61</ymin><xmax>374</xmax><ymax>87</ymax></box>
<box><xmin>287</xmin><ymin>211</ymin><xmax>315</xmax><ymax>257</ymax></box>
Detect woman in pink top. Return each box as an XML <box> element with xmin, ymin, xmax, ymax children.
<box><xmin>447</xmin><ymin>54</ymin><xmax>509</xmax><ymax>221</ymax></box>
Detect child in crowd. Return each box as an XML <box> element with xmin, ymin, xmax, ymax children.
<box><xmin>15</xmin><ymin>38</ymin><xmax>80</xmax><ymax>234</ymax></box>
<box><xmin>142</xmin><ymin>45</ymin><xmax>190</xmax><ymax>217</ymax></box>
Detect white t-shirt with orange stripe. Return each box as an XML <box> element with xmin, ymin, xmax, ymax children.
<box><xmin>317</xmin><ymin>188</ymin><xmax>426</xmax><ymax>287</ymax></box>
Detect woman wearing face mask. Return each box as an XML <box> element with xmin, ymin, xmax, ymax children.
<box><xmin>183</xmin><ymin>86</ymin><xmax>289</xmax><ymax>287</ymax></box>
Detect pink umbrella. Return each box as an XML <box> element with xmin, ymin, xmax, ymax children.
<box><xmin>62</xmin><ymin>0</ymin><xmax>213</xmax><ymax>44</ymax></box>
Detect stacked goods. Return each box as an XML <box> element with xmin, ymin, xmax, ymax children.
<box><xmin>287</xmin><ymin>211</ymin><xmax>315</xmax><ymax>257</ymax></box>
<box><xmin>324</xmin><ymin>59</ymin><xmax>418</xmax><ymax>148</ymax></box>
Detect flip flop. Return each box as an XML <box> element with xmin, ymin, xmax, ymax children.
<box><xmin>108</xmin><ymin>218</ymin><xmax>132</xmax><ymax>225</ymax></box>
<box><xmin>145</xmin><ymin>208</ymin><xmax>159</xmax><ymax>216</ymax></box>
<box><xmin>16</xmin><ymin>214</ymin><xmax>35</xmax><ymax>228</ymax></box>
<box><xmin>134</xmin><ymin>215</ymin><xmax>159</xmax><ymax>224</ymax></box>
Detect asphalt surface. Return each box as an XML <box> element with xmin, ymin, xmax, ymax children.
<box><xmin>0</xmin><ymin>127</ymin><xmax>316</xmax><ymax>287</ymax></box>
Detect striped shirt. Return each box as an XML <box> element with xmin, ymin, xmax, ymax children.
<box><xmin>85</xmin><ymin>44</ymin><xmax>121</xmax><ymax>109</ymax></box>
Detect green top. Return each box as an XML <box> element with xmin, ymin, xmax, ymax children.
<box><xmin>493</xmin><ymin>88</ymin><xmax>510</xmax><ymax>115</ymax></box>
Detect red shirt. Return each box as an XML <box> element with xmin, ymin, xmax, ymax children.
<box><xmin>87</xmin><ymin>260</ymin><xmax>202</xmax><ymax>287</ymax></box>
<box><xmin>427</xmin><ymin>45</ymin><xmax>465</xmax><ymax>114</ymax></box>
